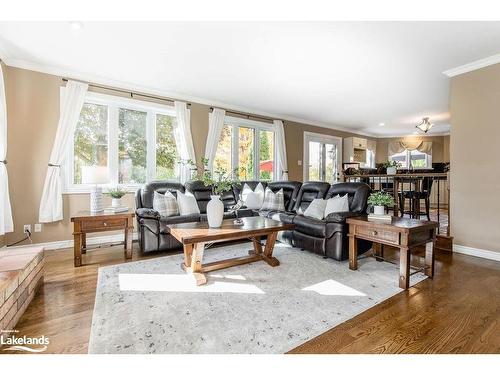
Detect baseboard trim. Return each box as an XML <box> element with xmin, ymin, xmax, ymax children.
<box><xmin>453</xmin><ymin>244</ymin><xmax>500</xmax><ymax>262</ymax></box>
<box><xmin>5</xmin><ymin>233</ymin><xmax>138</xmax><ymax>251</ymax></box>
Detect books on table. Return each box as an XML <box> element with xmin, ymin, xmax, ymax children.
<box><xmin>367</xmin><ymin>213</ymin><xmax>392</xmax><ymax>222</ymax></box>
<box><xmin>104</xmin><ymin>206</ymin><xmax>129</xmax><ymax>214</ymax></box>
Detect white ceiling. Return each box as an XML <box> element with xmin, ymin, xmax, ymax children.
<box><xmin>1</xmin><ymin>21</ymin><xmax>499</xmax><ymax>137</ymax></box>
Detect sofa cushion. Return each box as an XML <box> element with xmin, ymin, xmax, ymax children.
<box><xmin>241</xmin><ymin>183</ymin><xmax>265</xmax><ymax>209</ymax></box>
<box><xmin>177</xmin><ymin>191</ymin><xmax>201</xmax><ymax>216</ymax></box>
<box><xmin>293</xmin><ymin>214</ymin><xmax>341</xmax><ymax>239</ymax></box>
<box><xmin>324</xmin><ymin>194</ymin><xmax>349</xmax><ymax>217</ymax></box>
<box><xmin>267</xmin><ymin>210</ymin><xmax>296</xmax><ymax>224</ymax></box>
<box><xmin>153</xmin><ymin>191</ymin><xmax>179</xmax><ymax>217</ymax></box>
<box><xmin>261</xmin><ymin>188</ymin><xmax>285</xmax><ymax>211</ymax></box>
<box><xmin>326</xmin><ymin>182</ymin><xmax>371</xmax><ymax>213</ymax></box>
<box><xmin>139</xmin><ymin>181</ymin><xmax>185</xmax><ymax>209</ymax></box>
<box><xmin>303</xmin><ymin>198</ymin><xmax>328</xmax><ymax>220</ymax></box>
<box><xmin>293</xmin><ymin>182</ymin><xmax>330</xmax><ymax>213</ymax></box>
<box><xmin>159</xmin><ymin>214</ymin><xmax>201</xmax><ymax>234</ymax></box>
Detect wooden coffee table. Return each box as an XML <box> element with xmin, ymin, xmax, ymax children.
<box><xmin>347</xmin><ymin>216</ymin><xmax>439</xmax><ymax>289</ymax></box>
<box><xmin>168</xmin><ymin>216</ymin><xmax>294</xmax><ymax>285</ymax></box>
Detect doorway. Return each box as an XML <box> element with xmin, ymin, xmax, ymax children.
<box><xmin>303</xmin><ymin>132</ymin><xmax>342</xmax><ymax>183</ymax></box>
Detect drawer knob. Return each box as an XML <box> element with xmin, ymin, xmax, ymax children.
<box><xmin>103</xmin><ymin>222</ymin><xmax>107</xmax><ymax>226</ymax></box>
<box><xmin>371</xmin><ymin>230</ymin><xmax>378</xmax><ymax>236</ymax></box>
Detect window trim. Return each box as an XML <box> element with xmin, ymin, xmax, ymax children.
<box><xmin>218</xmin><ymin>116</ymin><xmax>277</xmax><ymax>181</ymax></box>
<box><xmin>389</xmin><ymin>149</ymin><xmax>433</xmax><ymax>170</ymax></box>
<box><xmin>63</xmin><ymin>90</ymin><xmax>177</xmax><ymax>194</ymax></box>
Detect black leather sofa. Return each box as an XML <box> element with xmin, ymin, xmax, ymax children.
<box><xmin>135</xmin><ymin>180</ymin><xmax>371</xmax><ymax>261</ymax></box>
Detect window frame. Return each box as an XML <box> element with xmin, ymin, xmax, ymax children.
<box><xmin>63</xmin><ymin>90</ymin><xmax>177</xmax><ymax>193</ymax></box>
<box><xmin>389</xmin><ymin>149</ymin><xmax>433</xmax><ymax>170</ymax></box>
<box><xmin>219</xmin><ymin>116</ymin><xmax>278</xmax><ymax>181</ymax></box>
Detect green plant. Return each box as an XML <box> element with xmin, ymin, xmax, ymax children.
<box><xmin>367</xmin><ymin>191</ymin><xmax>395</xmax><ymax>207</ymax></box>
<box><xmin>107</xmin><ymin>186</ymin><xmax>127</xmax><ymax>199</ymax></box>
<box><xmin>184</xmin><ymin>158</ymin><xmax>240</xmax><ymax>195</ymax></box>
<box><xmin>383</xmin><ymin>160</ymin><xmax>401</xmax><ymax>168</ymax></box>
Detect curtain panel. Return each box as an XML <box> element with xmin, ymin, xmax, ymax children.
<box><xmin>0</xmin><ymin>64</ymin><xmax>13</xmax><ymax>235</ymax></box>
<box><xmin>204</xmin><ymin>108</ymin><xmax>226</xmax><ymax>171</ymax></box>
<box><xmin>274</xmin><ymin>120</ymin><xmax>288</xmax><ymax>180</ymax></box>
<box><xmin>39</xmin><ymin>80</ymin><xmax>88</xmax><ymax>223</ymax></box>
<box><xmin>174</xmin><ymin>101</ymin><xmax>195</xmax><ymax>184</ymax></box>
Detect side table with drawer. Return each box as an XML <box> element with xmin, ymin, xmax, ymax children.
<box><xmin>71</xmin><ymin>211</ymin><xmax>135</xmax><ymax>267</ymax></box>
<box><xmin>347</xmin><ymin>216</ymin><xmax>439</xmax><ymax>289</ymax></box>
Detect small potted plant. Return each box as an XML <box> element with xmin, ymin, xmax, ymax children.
<box><xmin>367</xmin><ymin>191</ymin><xmax>395</xmax><ymax>215</ymax></box>
<box><xmin>107</xmin><ymin>186</ymin><xmax>127</xmax><ymax>208</ymax></box>
<box><xmin>384</xmin><ymin>160</ymin><xmax>401</xmax><ymax>175</ymax></box>
<box><xmin>186</xmin><ymin>158</ymin><xmax>239</xmax><ymax>228</ymax></box>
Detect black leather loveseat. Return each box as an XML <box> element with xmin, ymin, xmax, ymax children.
<box><xmin>135</xmin><ymin>180</ymin><xmax>371</xmax><ymax>261</ymax></box>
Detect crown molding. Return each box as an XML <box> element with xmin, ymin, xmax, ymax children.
<box><xmin>443</xmin><ymin>53</ymin><xmax>500</xmax><ymax>77</ymax></box>
<box><xmin>1</xmin><ymin>56</ymin><xmax>379</xmax><ymax>138</ymax></box>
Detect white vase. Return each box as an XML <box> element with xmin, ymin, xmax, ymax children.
<box><xmin>386</xmin><ymin>166</ymin><xmax>397</xmax><ymax>175</ymax></box>
<box><xmin>207</xmin><ymin>195</ymin><xmax>224</xmax><ymax>228</ymax></box>
<box><xmin>111</xmin><ymin>198</ymin><xmax>121</xmax><ymax>208</ymax></box>
<box><xmin>373</xmin><ymin>205</ymin><xmax>385</xmax><ymax>215</ymax></box>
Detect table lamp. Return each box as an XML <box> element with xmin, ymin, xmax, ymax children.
<box><xmin>81</xmin><ymin>166</ymin><xmax>109</xmax><ymax>213</ymax></box>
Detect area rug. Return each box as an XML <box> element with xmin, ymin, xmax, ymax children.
<box><xmin>88</xmin><ymin>242</ymin><xmax>426</xmax><ymax>354</ymax></box>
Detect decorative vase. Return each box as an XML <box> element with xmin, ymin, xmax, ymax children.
<box><xmin>386</xmin><ymin>166</ymin><xmax>397</xmax><ymax>175</ymax></box>
<box><xmin>111</xmin><ymin>198</ymin><xmax>121</xmax><ymax>208</ymax></box>
<box><xmin>373</xmin><ymin>205</ymin><xmax>385</xmax><ymax>215</ymax></box>
<box><xmin>206</xmin><ymin>195</ymin><xmax>224</xmax><ymax>228</ymax></box>
<box><xmin>90</xmin><ymin>185</ymin><xmax>103</xmax><ymax>212</ymax></box>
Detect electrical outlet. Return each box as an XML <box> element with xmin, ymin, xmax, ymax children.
<box><xmin>298</xmin><ymin>160</ymin><xmax>302</xmax><ymax>166</ymax></box>
<box><xmin>23</xmin><ymin>224</ymin><xmax>32</xmax><ymax>234</ymax></box>
<box><xmin>34</xmin><ymin>223</ymin><xmax>42</xmax><ymax>232</ymax></box>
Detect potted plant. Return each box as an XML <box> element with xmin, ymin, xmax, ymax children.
<box><xmin>187</xmin><ymin>158</ymin><xmax>239</xmax><ymax>228</ymax></box>
<box><xmin>107</xmin><ymin>186</ymin><xmax>127</xmax><ymax>208</ymax></box>
<box><xmin>384</xmin><ymin>160</ymin><xmax>401</xmax><ymax>175</ymax></box>
<box><xmin>367</xmin><ymin>191</ymin><xmax>395</xmax><ymax>215</ymax></box>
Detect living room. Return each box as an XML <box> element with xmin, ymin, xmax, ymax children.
<box><xmin>1</xmin><ymin>1</ymin><xmax>499</xmax><ymax>372</ymax></box>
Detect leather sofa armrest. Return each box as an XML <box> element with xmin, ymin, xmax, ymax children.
<box><xmin>325</xmin><ymin>211</ymin><xmax>361</xmax><ymax>224</ymax></box>
<box><xmin>136</xmin><ymin>208</ymin><xmax>161</xmax><ymax>220</ymax></box>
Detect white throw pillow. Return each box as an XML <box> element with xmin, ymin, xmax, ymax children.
<box><xmin>324</xmin><ymin>194</ymin><xmax>350</xmax><ymax>217</ymax></box>
<box><xmin>153</xmin><ymin>191</ymin><xmax>167</xmax><ymax>216</ymax></box>
<box><xmin>303</xmin><ymin>198</ymin><xmax>328</xmax><ymax>220</ymax></box>
<box><xmin>176</xmin><ymin>191</ymin><xmax>200</xmax><ymax>216</ymax></box>
<box><xmin>241</xmin><ymin>183</ymin><xmax>265</xmax><ymax>209</ymax></box>
<box><xmin>261</xmin><ymin>188</ymin><xmax>285</xmax><ymax>211</ymax></box>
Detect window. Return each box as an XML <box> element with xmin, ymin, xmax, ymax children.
<box><xmin>213</xmin><ymin>117</ymin><xmax>277</xmax><ymax>181</ymax></box>
<box><xmin>66</xmin><ymin>91</ymin><xmax>179</xmax><ymax>192</ymax></box>
<box><xmin>390</xmin><ymin>149</ymin><xmax>432</xmax><ymax>169</ymax></box>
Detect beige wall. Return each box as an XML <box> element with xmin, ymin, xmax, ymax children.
<box><xmin>450</xmin><ymin>63</ymin><xmax>500</xmax><ymax>253</ymax></box>
<box><xmin>376</xmin><ymin>135</ymin><xmax>450</xmax><ymax>164</ymax></box>
<box><xmin>3</xmin><ymin>65</ymin><xmax>374</xmax><ymax>245</ymax></box>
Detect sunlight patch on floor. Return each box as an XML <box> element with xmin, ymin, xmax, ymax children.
<box><xmin>302</xmin><ymin>279</ymin><xmax>366</xmax><ymax>296</ymax></box>
<box><xmin>118</xmin><ymin>273</ymin><xmax>264</xmax><ymax>294</ymax></box>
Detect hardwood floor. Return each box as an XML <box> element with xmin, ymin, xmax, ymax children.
<box><xmin>2</xmin><ymin>242</ymin><xmax>499</xmax><ymax>354</ymax></box>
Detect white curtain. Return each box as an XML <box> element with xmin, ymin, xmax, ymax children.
<box><xmin>205</xmin><ymin>108</ymin><xmax>226</xmax><ymax>171</ymax></box>
<box><xmin>174</xmin><ymin>101</ymin><xmax>195</xmax><ymax>183</ymax></box>
<box><xmin>39</xmin><ymin>80</ymin><xmax>88</xmax><ymax>222</ymax></box>
<box><xmin>274</xmin><ymin>120</ymin><xmax>288</xmax><ymax>180</ymax></box>
<box><xmin>0</xmin><ymin>64</ymin><xmax>13</xmax><ymax>235</ymax></box>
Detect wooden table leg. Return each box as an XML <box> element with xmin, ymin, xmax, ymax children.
<box><xmin>399</xmin><ymin>246</ymin><xmax>410</xmax><ymax>289</ymax></box>
<box><xmin>81</xmin><ymin>233</ymin><xmax>87</xmax><ymax>254</ymax></box>
<box><xmin>124</xmin><ymin>223</ymin><xmax>133</xmax><ymax>259</ymax></box>
<box><xmin>189</xmin><ymin>242</ymin><xmax>207</xmax><ymax>286</ymax></box>
<box><xmin>425</xmin><ymin>240</ymin><xmax>435</xmax><ymax>278</ymax></box>
<box><xmin>182</xmin><ymin>243</ymin><xmax>193</xmax><ymax>268</ymax></box>
<box><xmin>262</xmin><ymin>232</ymin><xmax>279</xmax><ymax>267</ymax></box>
<box><xmin>349</xmin><ymin>235</ymin><xmax>358</xmax><ymax>270</ymax></box>
<box><xmin>373</xmin><ymin>242</ymin><xmax>384</xmax><ymax>261</ymax></box>
<box><xmin>74</xmin><ymin>233</ymin><xmax>82</xmax><ymax>267</ymax></box>
<box><xmin>249</xmin><ymin>237</ymin><xmax>263</xmax><ymax>255</ymax></box>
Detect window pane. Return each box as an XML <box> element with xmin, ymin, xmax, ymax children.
<box><xmin>214</xmin><ymin>125</ymin><xmax>232</xmax><ymax>174</ymax></box>
<box><xmin>410</xmin><ymin>150</ymin><xmax>428</xmax><ymax>168</ymax></box>
<box><xmin>156</xmin><ymin>114</ymin><xmax>179</xmax><ymax>180</ymax></box>
<box><xmin>325</xmin><ymin>143</ymin><xmax>337</xmax><ymax>183</ymax></box>
<box><xmin>118</xmin><ymin>108</ymin><xmax>147</xmax><ymax>184</ymax></box>
<box><xmin>308</xmin><ymin>141</ymin><xmax>321</xmax><ymax>181</ymax></box>
<box><xmin>238</xmin><ymin>127</ymin><xmax>255</xmax><ymax>180</ymax></box>
<box><xmin>259</xmin><ymin>130</ymin><xmax>274</xmax><ymax>181</ymax></box>
<box><xmin>390</xmin><ymin>151</ymin><xmax>408</xmax><ymax>168</ymax></box>
<box><xmin>73</xmin><ymin>103</ymin><xmax>109</xmax><ymax>184</ymax></box>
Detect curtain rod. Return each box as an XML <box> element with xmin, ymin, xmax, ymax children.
<box><xmin>61</xmin><ymin>78</ymin><xmax>191</xmax><ymax>107</ymax></box>
<box><xmin>210</xmin><ymin>107</ymin><xmax>280</xmax><ymax>123</ymax></box>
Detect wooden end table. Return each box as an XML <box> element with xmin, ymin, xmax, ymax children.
<box><xmin>347</xmin><ymin>216</ymin><xmax>439</xmax><ymax>289</ymax></box>
<box><xmin>169</xmin><ymin>216</ymin><xmax>294</xmax><ymax>286</ymax></box>
<box><xmin>71</xmin><ymin>211</ymin><xmax>135</xmax><ymax>267</ymax></box>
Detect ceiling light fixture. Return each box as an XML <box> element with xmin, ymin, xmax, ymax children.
<box><xmin>416</xmin><ymin>117</ymin><xmax>433</xmax><ymax>133</ymax></box>
<box><xmin>379</xmin><ymin>122</ymin><xmax>385</xmax><ymax>127</ymax></box>
<box><xmin>69</xmin><ymin>21</ymin><xmax>84</xmax><ymax>30</ymax></box>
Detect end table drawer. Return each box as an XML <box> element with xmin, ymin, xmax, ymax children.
<box><xmin>356</xmin><ymin>226</ymin><xmax>400</xmax><ymax>245</ymax></box>
<box><xmin>82</xmin><ymin>218</ymin><xmax>126</xmax><ymax>231</ymax></box>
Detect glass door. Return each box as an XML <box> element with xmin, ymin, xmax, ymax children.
<box><xmin>304</xmin><ymin>133</ymin><xmax>341</xmax><ymax>183</ymax></box>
